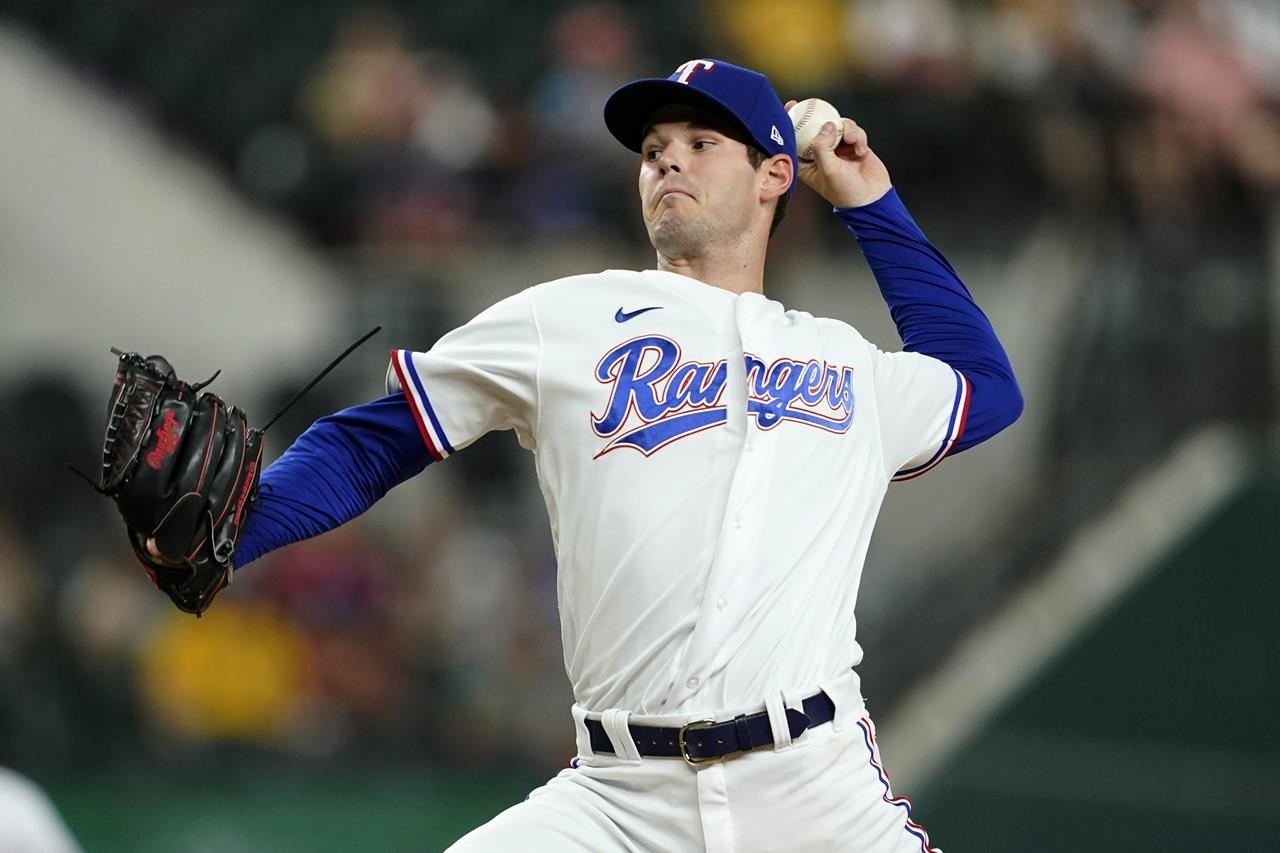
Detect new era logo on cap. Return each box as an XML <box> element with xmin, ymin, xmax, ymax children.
<box><xmin>603</xmin><ymin>58</ymin><xmax>798</xmax><ymax>193</ymax></box>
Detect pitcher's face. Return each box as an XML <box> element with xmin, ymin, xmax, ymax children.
<box><xmin>638</xmin><ymin>106</ymin><xmax>761</xmax><ymax>257</ymax></box>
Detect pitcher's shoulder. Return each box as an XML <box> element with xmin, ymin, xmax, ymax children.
<box><xmin>811</xmin><ymin>313</ymin><xmax>873</xmax><ymax>346</ymax></box>
<box><xmin>528</xmin><ymin>269</ymin><xmax>647</xmax><ymax>295</ymax></box>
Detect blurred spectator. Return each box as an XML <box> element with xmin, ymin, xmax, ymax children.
<box><xmin>1133</xmin><ymin>0</ymin><xmax>1280</xmax><ymax>192</ymax></box>
<box><xmin>60</xmin><ymin>554</ymin><xmax>160</xmax><ymax>672</ymax></box>
<box><xmin>514</xmin><ymin>2</ymin><xmax>646</xmax><ymax>237</ymax></box>
<box><xmin>407</xmin><ymin>505</ymin><xmax>571</xmax><ymax>769</ymax></box>
<box><xmin>137</xmin><ymin>601</ymin><xmax>309</xmax><ymax>747</ymax></box>
<box><xmin>255</xmin><ymin>526</ymin><xmax>410</xmax><ymax>749</ymax></box>
<box><xmin>845</xmin><ymin>0</ymin><xmax>970</xmax><ymax>97</ymax></box>
<box><xmin>0</xmin><ymin>514</ymin><xmax>42</xmax><ymax>666</ymax></box>
<box><xmin>980</xmin><ymin>0</ymin><xmax>1131</xmax><ymax>213</ymax></box>
<box><xmin>0</xmin><ymin>512</ymin><xmax>61</xmax><ymax>766</ymax></box>
<box><xmin>299</xmin><ymin>6</ymin><xmax>495</xmax><ymax>248</ymax></box>
<box><xmin>58</xmin><ymin>551</ymin><xmax>161</xmax><ymax>758</ymax></box>
<box><xmin>710</xmin><ymin>0</ymin><xmax>849</xmax><ymax>92</ymax></box>
<box><xmin>302</xmin><ymin>6</ymin><xmax>432</xmax><ymax>153</ymax></box>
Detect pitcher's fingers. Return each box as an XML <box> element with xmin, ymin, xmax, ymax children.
<box><xmin>842</xmin><ymin>119</ymin><xmax>869</xmax><ymax>156</ymax></box>
<box><xmin>810</xmin><ymin>121</ymin><xmax>844</xmax><ymax>164</ymax></box>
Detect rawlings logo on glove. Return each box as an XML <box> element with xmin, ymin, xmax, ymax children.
<box><xmin>91</xmin><ymin>350</ymin><xmax>265</xmax><ymax>616</ymax></box>
<box><xmin>146</xmin><ymin>410</ymin><xmax>183</xmax><ymax>470</ymax></box>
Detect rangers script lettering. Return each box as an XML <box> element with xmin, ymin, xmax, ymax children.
<box><xmin>745</xmin><ymin>353</ymin><xmax>855</xmax><ymax>431</ymax></box>
<box><xmin>592</xmin><ymin>335</ymin><xmax>855</xmax><ymax>457</ymax></box>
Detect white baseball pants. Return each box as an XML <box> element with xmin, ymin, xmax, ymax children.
<box><xmin>447</xmin><ymin>671</ymin><xmax>940</xmax><ymax>853</ymax></box>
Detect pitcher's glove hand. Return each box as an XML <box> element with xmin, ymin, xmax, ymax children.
<box><xmin>99</xmin><ymin>350</ymin><xmax>264</xmax><ymax>615</ymax></box>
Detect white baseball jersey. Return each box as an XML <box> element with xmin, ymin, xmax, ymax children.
<box><xmin>387</xmin><ymin>268</ymin><xmax>967</xmax><ymax>717</ymax></box>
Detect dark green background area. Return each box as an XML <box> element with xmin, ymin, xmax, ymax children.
<box><xmin>39</xmin><ymin>474</ymin><xmax>1278</xmax><ymax>852</ymax></box>
<box><xmin>48</xmin><ymin>767</ymin><xmax>542</xmax><ymax>852</ymax></box>
<box><xmin>915</xmin><ymin>473</ymin><xmax>1280</xmax><ymax>852</ymax></box>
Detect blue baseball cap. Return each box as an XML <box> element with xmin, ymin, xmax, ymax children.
<box><xmin>604</xmin><ymin>58</ymin><xmax>797</xmax><ymax>192</ymax></box>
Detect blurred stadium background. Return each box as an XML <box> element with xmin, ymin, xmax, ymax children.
<box><xmin>0</xmin><ymin>0</ymin><xmax>1276</xmax><ymax>850</ymax></box>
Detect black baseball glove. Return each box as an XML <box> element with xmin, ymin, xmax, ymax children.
<box><xmin>98</xmin><ymin>350</ymin><xmax>264</xmax><ymax>615</ymax></box>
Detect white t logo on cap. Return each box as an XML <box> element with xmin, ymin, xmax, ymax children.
<box><xmin>674</xmin><ymin>59</ymin><xmax>716</xmax><ymax>84</ymax></box>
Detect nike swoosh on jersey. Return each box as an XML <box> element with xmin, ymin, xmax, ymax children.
<box><xmin>615</xmin><ymin>306</ymin><xmax>664</xmax><ymax>323</ymax></box>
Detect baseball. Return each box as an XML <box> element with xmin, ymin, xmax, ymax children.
<box><xmin>788</xmin><ymin>98</ymin><xmax>842</xmax><ymax>161</ymax></box>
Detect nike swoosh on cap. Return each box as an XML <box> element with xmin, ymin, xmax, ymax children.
<box><xmin>615</xmin><ymin>306</ymin><xmax>664</xmax><ymax>323</ymax></box>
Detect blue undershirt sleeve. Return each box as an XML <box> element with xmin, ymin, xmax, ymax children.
<box><xmin>233</xmin><ymin>393</ymin><xmax>431</xmax><ymax>569</ymax></box>
<box><xmin>835</xmin><ymin>188</ymin><xmax>1023</xmax><ymax>453</ymax></box>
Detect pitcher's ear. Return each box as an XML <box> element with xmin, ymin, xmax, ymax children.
<box><xmin>762</xmin><ymin>153</ymin><xmax>793</xmax><ymax>200</ymax></box>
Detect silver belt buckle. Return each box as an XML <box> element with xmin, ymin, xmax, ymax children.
<box><xmin>677</xmin><ymin>717</ymin><xmax>721</xmax><ymax>767</ymax></box>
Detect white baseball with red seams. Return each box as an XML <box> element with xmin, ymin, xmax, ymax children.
<box><xmin>788</xmin><ymin>97</ymin><xmax>843</xmax><ymax>160</ymax></box>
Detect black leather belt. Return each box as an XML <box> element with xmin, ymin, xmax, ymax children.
<box><xmin>585</xmin><ymin>690</ymin><xmax>836</xmax><ymax>767</ymax></box>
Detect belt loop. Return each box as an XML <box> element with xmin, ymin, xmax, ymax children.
<box><xmin>764</xmin><ymin>692</ymin><xmax>797</xmax><ymax>752</ymax></box>
<box><xmin>601</xmin><ymin>709</ymin><xmax>642</xmax><ymax>762</ymax></box>
<box><xmin>571</xmin><ymin>704</ymin><xmax>595</xmax><ymax>759</ymax></box>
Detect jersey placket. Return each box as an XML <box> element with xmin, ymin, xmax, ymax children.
<box><xmin>665</xmin><ymin>295</ymin><xmax>772</xmax><ymax>708</ymax></box>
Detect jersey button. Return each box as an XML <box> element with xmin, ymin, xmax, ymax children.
<box><xmin>716</xmin><ymin>597</ymin><xmax>727</xmax><ymax>611</ymax></box>
<box><xmin>686</xmin><ymin>676</ymin><xmax>700</xmax><ymax>689</ymax></box>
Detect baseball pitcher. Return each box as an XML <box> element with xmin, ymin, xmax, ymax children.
<box><xmin>98</xmin><ymin>59</ymin><xmax>1022</xmax><ymax>851</ymax></box>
